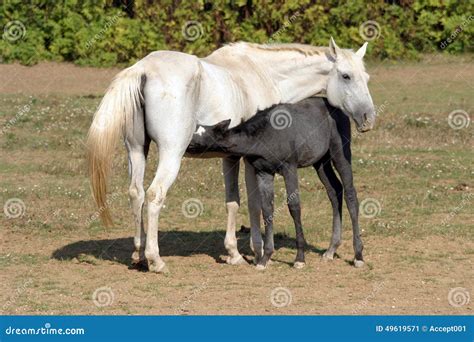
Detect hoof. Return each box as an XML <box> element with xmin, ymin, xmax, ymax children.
<box><xmin>354</xmin><ymin>259</ymin><xmax>365</xmax><ymax>268</ymax></box>
<box><xmin>226</xmin><ymin>255</ymin><xmax>247</xmax><ymax>265</ymax></box>
<box><xmin>255</xmin><ymin>264</ymin><xmax>267</xmax><ymax>271</ymax></box>
<box><xmin>148</xmin><ymin>261</ymin><xmax>169</xmax><ymax>274</ymax></box>
<box><xmin>131</xmin><ymin>251</ymin><xmax>144</xmax><ymax>264</ymax></box>
<box><xmin>322</xmin><ymin>251</ymin><xmax>334</xmax><ymax>261</ymax></box>
<box><xmin>253</xmin><ymin>255</ymin><xmax>263</xmax><ymax>265</ymax></box>
<box><xmin>293</xmin><ymin>261</ymin><xmax>305</xmax><ymax>269</ymax></box>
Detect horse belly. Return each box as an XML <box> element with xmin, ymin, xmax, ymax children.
<box><xmin>195</xmin><ymin>62</ymin><xmax>254</xmax><ymax>128</ymax></box>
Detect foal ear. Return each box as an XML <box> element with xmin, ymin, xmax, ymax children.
<box><xmin>329</xmin><ymin>37</ymin><xmax>340</xmax><ymax>59</ymax></box>
<box><xmin>356</xmin><ymin>42</ymin><xmax>368</xmax><ymax>59</ymax></box>
<box><xmin>213</xmin><ymin>119</ymin><xmax>231</xmax><ymax>135</ymax></box>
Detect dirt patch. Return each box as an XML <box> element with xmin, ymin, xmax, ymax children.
<box><xmin>0</xmin><ymin>228</ymin><xmax>472</xmax><ymax>315</ymax></box>
<box><xmin>0</xmin><ymin>57</ymin><xmax>472</xmax><ymax>315</ymax></box>
<box><xmin>0</xmin><ymin>62</ymin><xmax>120</xmax><ymax>95</ymax></box>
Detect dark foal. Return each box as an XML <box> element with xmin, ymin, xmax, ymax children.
<box><xmin>187</xmin><ymin>97</ymin><xmax>365</xmax><ymax>269</ymax></box>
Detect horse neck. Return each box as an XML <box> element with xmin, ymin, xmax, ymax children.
<box><xmin>250</xmin><ymin>51</ymin><xmax>333</xmax><ymax>103</ymax></box>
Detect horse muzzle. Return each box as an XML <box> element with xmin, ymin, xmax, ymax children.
<box><xmin>357</xmin><ymin>118</ymin><xmax>374</xmax><ymax>132</ymax></box>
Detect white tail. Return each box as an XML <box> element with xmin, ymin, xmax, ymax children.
<box><xmin>86</xmin><ymin>64</ymin><xmax>144</xmax><ymax>226</ymax></box>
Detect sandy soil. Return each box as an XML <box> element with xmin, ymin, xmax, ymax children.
<box><xmin>0</xmin><ymin>60</ymin><xmax>472</xmax><ymax>315</ymax></box>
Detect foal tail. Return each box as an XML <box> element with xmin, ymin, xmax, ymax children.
<box><xmin>86</xmin><ymin>64</ymin><xmax>145</xmax><ymax>227</ymax></box>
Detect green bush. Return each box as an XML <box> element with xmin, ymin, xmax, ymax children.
<box><xmin>1</xmin><ymin>0</ymin><xmax>472</xmax><ymax>67</ymax></box>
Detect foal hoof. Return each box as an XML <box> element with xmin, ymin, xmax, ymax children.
<box><xmin>293</xmin><ymin>261</ymin><xmax>305</xmax><ymax>269</ymax></box>
<box><xmin>255</xmin><ymin>264</ymin><xmax>267</xmax><ymax>271</ymax></box>
<box><xmin>130</xmin><ymin>259</ymin><xmax>147</xmax><ymax>270</ymax></box>
<box><xmin>354</xmin><ymin>259</ymin><xmax>365</xmax><ymax>268</ymax></box>
<box><xmin>226</xmin><ymin>255</ymin><xmax>247</xmax><ymax>265</ymax></box>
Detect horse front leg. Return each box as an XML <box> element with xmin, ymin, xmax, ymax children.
<box><xmin>331</xmin><ymin>139</ymin><xmax>364</xmax><ymax>268</ymax></box>
<box><xmin>223</xmin><ymin>156</ymin><xmax>246</xmax><ymax>265</ymax></box>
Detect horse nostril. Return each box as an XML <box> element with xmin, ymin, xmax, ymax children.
<box><xmin>363</xmin><ymin>113</ymin><xmax>368</xmax><ymax>122</ymax></box>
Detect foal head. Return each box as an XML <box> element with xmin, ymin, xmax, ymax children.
<box><xmin>187</xmin><ymin>120</ymin><xmax>232</xmax><ymax>154</ymax></box>
<box><xmin>326</xmin><ymin>38</ymin><xmax>376</xmax><ymax>132</ymax></box>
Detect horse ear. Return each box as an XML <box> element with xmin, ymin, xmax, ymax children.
<box><xmin>356</xmin><ymin>42</ymin><xmax>368</xmax><ymax>59</ymax></box>
<box><xmin>329</xmin><ymin>37</ymin><xmax>340</xmax><ymax>59</ymax></box>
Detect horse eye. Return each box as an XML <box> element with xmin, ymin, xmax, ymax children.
<box><xmin>342</xmin><ymin>73</ymin><xmax>351</xmax><ymax>80</ymax></box>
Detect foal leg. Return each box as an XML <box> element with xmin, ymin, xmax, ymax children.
<box><xmin>331</xmin><ymin>143</ymin><xmax>364</xmax><ymax>267</ymax></box>
<box><xmin>223</xmin><ymin>156</ymin><xmax>246</xmax><ymax>265</ymax></box>
<box><xmin>126</xmin><ymin>138</ymin><xmax>150</xmax><ymax>266</ymax></box>
<box><xmin>281</xmin><ymin>165</ymin><xmax>306</xmax><ymax>268</ymax></box>
<box><xmin>244</xmin><ymin>159</ymin><xmax>263</xmax><ymax>264</ymax></box>
<box><xmin>314</xmin><ymin>155</ymin><xmax>343</xmax><ymax>261</ymax></box>
<box><xmin>255</xmin><ymin>172</ymin><xmax>275</xmax><ymax>270</ymax></box>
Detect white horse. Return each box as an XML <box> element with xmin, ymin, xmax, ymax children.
<box><xmin>86</xmin><ymin>38</ymin><xmax>375</xmax><ymax>273</ymax></box>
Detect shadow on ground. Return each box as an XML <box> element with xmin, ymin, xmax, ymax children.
<box><xmin>51</xmin><ymin>229</ymin><xmax>325</xmax><ymax>268</ymax></box>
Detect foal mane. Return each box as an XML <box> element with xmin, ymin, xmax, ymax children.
<box><xmin>228</xmin><ymin>104</ymin><xmax>277</xmax><ymax>137</ymax></box>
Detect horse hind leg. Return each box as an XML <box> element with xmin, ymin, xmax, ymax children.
<box><xmin>126</xmin><ymin>108</ymin><xmax>150</xmax><ymax>268</ymax></box>
<box><xmin>127</xmin><ymin>143</ymin><xmax>149</xmax><ymax>268</ymax></box>
<box><xmin>143</xmin><ymin>85</ymin><xmax>196</xmax><ymax>273</ymax></box>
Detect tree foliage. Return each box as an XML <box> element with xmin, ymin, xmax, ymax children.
<box><xmin>1</xmin><ymin>0</ymin><xmax>472</xmax><ymax>66</ymax></box>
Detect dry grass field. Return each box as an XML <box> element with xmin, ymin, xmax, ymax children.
<box><xmin>0</xmin><ymin>54</ymin><xmax>472</xmax><ymax>315</ymax></box>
